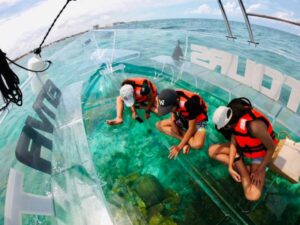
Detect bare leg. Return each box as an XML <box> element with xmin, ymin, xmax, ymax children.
<box><xmin>208</xmin><ymin>143</ymin><xmax>264</xmax><ymax>201</ymax></box>
<box><xmin>156</xmin><ymin>119</ymin><xmax>203</xmax><ymax>150</ymax></box>
<box><xmin>187</xmin><ymin>130</ymin><xmax>206</xmax><ymax>150</ymax></box>
<box><xmin>106</xmin><ymin>96</ymin><xmax>124</xmax><ymax>125</ymax></box>
<box><xmin>208</xmin><ymin>143</ymin><xmax>231</xmax><ymax>165</ymax></box>
<box><xmin>208</xmin><ymin>143</ymin><xmax>265</xmax><ymax>201</ymax></box>
<box><xmin>156</xmin><ymin>119</ymin><xmax>183</xmax><ymax>139</ymax></box>
<box><xmin>245</xmin><ymin>164</ymin><xmax>265</xmax><ymax>201</ymax></box>
<box><xmin>234</xmin><ymin>159</ymin><xmax>252</xmax><ymax>197</ymax></box>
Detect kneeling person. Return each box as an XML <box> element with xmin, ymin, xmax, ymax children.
<box><xmin>156</xmin><ymin>89</ymin><xmax>208</xmax><ymax>159</ymax></box>
<box><xmin>106</xmin><ymin>77</ymin><xmax>157</xmax><ymax>125</ymax></box>
<box><xmin>208</xmin><ymin>98</ymin><xmax>278</xmax><ymax>201</ymax></box>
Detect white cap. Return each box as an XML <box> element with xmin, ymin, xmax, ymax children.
<box><xmin>213</xmin><ymin>106</ymin><xmax>232</xmax><ymax>130</ymax></box>
<box><xmin>120</xmin><ymin>84</ymin><xmax>134</xmax><ymax>107</ymax></box>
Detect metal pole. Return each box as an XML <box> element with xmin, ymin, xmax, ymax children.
<box><xmin>248</xmin><ymin>13</ymin><xmax>300</xmax><ymax>26</ymax></box>
<box><xmin>237</xmin><ymin>0</ymin><xmax>258</xmax><ymax>45</ymax></box>
<box><xmin>217</xmin><ymin>0</ymin><xmax>236</xmax><ymax>39</ymax></box>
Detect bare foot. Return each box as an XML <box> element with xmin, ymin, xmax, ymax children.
<box><xmin>106</xmin><ymin>118</ymin><xmax>123</xmax><ymax>125</ymax></box>
<box><xmin>183</xmin><ymin>145</ymin><xmax>190</xmax><ymax>154</ymax></box>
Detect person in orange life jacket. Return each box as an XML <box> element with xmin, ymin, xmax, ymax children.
<box><xmin>106</xmin><ymin>77</ymin><xmax>157</xmax><ymax>125</ymax></box>
<box><xmin>208</xmin><ymin>98</ymin><xmax>278</xmax><ymax>201</ymax></box>
<box><xmin>156</xmin><ymin>89</ymin><xmax>208</xmax><ymax>159</ymax></box>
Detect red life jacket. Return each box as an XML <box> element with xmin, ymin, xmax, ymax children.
<box><xmin>176</xmin><ymin>89</ymin><xmax>208</xmax><ymax>123</ymax></box>
<box><xmin>123</xmin><ymin>78</ymin><xmax>157</xmax><ymax>103</ymax></box>
<box><xmin>233</xmin><ymin>109</ymin><xmax>278</xmax><ymax>158</ymax></box>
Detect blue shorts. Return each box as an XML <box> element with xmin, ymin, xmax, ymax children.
<box><xmin>251</xmin><ymin>157</ymin><xmax>264</xmax><ymax>164</ymax></box>
<box><xmin>175</xmin><ymin>119</ymin><xmax>206</xmax><ymax>132</ymax></box>
<box><xmin>243</xmin><ymin>157</ymin><xmax>264</xmax><ymax>165</ymax></box>
<box><xmin>196</xmin><ymin>121</ymin><xmax>207</xmax><ymax>132</ymax></box>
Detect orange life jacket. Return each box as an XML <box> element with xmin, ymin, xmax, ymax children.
<box><xmin>123</xmin><ymin>78</ymin><xmax>157</xmax><ymax>103</ymax></box>
<box><xmin>176</xmin><ymin>89</ymin><xmax>208</xmax><ymax>123</ymax></box>
<box><xmin>233</xmin><ymin>109</ymin><xmax>278</xmax><ymax>158</ymax></box>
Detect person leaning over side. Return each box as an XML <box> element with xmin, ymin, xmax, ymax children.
<box><xmin>156</xmin><ymin>88</ymin><xmax>208</xmax><ymax>159</ymax></box>
<box><xmin>208</xmin><ymin>98</ymin><xmax>278</xmax><ymax>201</ymax></box>
<box><xmin>106</xmin><ymin>77</ymin><xmax>157</xmax><ymax>125</ymax></box>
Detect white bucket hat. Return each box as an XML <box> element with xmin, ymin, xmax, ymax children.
<box><xmin>213</xmin><ymin>106</ymin><xmax>232</xmax><ymax>129</ymax></box>
<box><xmin>120</xmin><ymin>84</ymin><xmax>134</xmax><ymax>107</ymax></box>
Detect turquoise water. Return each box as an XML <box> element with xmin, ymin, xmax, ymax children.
<box><xmin>82</xmin><ymin>63</ymin><xmax>300</xmax><ymax>225</ymax></box>
<box><xmin>113</xmin><ymin>19</ymin><xmax>300</xmax><ymax>79</ymax></box>
<box><xmin>0</xmin><ymin>19</ymin><xmax>299</xmax><ymax>224</ymax></box>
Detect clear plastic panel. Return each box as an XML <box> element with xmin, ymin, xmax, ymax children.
<box><xmin>52</xmin><ymin>81</ymin><xmax>113</xmax><ymax>225</ymax></box>
<box><xmin>1</xmin><ymin>28</ymin><xmax>299</xmax><ymax>225</ymax></box>
<box><xmin>82</xmin><ymin>29</ymin><xmax>300</xmax><ymax>225</ymax></box>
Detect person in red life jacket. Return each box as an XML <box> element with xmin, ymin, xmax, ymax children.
<box><xmin>156</xmin><ymin>89</ymin><xmax>208</xmax><ymax>159</ymax></box>
<box><xmin>106</xmin><ymin>77</ymin><xmax>157</xmax><ymax>125</ymax></box>
<box><xmin>208</xmin><ymin>98</ymin><xmax>278</xmax><ymax>201</ymax></box>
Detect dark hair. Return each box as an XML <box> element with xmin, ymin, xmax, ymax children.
<box><xmin>121</xmin><ymin>79</ymin><xmax>134</xmax><ymax>87</ymax></box>
<box><xmin>217</xmin><ymin>125</ymin><xmax>232</xmax><ymax>141</ymax></box>
<box><xmin>141</xmin><ymin>80</ymin><xmax>151</xmax><ymax>95</ymax></box>
<box><xmin>121</xmin><ymin>79</ymin><xmax>151</xmax><ymax>96</ymax></box>
<box><xmin>227</xmin><ymin>97</ymin><xmax>252</xmax><ymax>125</ymax></box>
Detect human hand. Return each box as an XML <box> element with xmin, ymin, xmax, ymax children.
<box><xmin>168</xmin><ymin>146</ymin><xmax>181</xmax><ymax>159</ymax></box>
<box><xmin>228</xmin><ymin>167</ymin><xmax>241</xmax><ymax>182</ymax></box>
<box><xmin>250</xmin><ymin>169</ymin><xmax>264</xmax><ymax>186</ymax></box>
<box><xmin>183</xmin><ymin>145</ymin><xmax>190</xmax><ymax>154</ymax></box>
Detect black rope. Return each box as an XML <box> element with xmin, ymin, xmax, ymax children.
<box><xmin>0</xmin><ymin>0</ymin><xmax>75</xmax><ymax>74</ymax></box>
<box><xmin>0</xmin><ymin>102</ymin><xmax>10</xmax><ymax>111</ymax></box>
<box><xmin>34</xmin><ymin>0</ymin><xmax>76</xmax><ymax>55</ymax></box>
<box><xmin>0</xmin><ymin>49</ymin><xmax>22</xmax><ymax>112</ymax></box>
<box><xmin>0</xmin><ymin>0</ymin><xmax>76</xmax><ymax>112</ymax></box>
<box><xmin>5</xmin><ymin>56</ymin><xmax>52</xmax><ymax>73</ymax></box>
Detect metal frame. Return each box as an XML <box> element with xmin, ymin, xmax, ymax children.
<box><xmin>217</xmin><ymin>0</ymin><xmax>300</xmax><ymax>46</ymax></box>
<box><xmin>248</xmin><ymin>13</ymin><xmax>300</xmax><ymax>26</ymax></box>
<box><xmin>237</xmin><ymin>0</ymin><xmax>259</xmax><ymax>45</ymax></box>
<box><xmin>217</xmin><ymin>0</ymin><xmax>236</xmax><ymax>40</ymax></box>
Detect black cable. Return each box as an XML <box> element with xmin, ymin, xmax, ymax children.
<box><xmin>0</xmin><ymin>0</ymin><xmax>76</xmax><ymax>112</ymax></box>
<box><xmin>0</xmin><ymin>101</ymin><xmax>10</xmax><ymax>111</ymax></box>
<box><xmin>34</xmin><ymin>0</ymin><xmax>76</xmax><ymax>55</ymax></box>
<box><xmin>0</xmin><ymin>0</ymin><xmax>75</xmax><ymax>74</ymax></box>
<box><xmin>0</xmin><ymin>49</ymin><xmax>22</xmax><ymax>112</ymax></box>
<box><xmin>5</xmin><ymin>56</ymin><xmax>52</xmax><ymax>73</ymax></box>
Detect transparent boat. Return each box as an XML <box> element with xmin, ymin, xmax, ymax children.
<box><xmin>1</xmin><ymin>19</ymin><xmax>300</xmax><ymax>225</ymax></box>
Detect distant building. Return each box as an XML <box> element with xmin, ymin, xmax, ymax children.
<box><xmin>93</xmin><ymin>25</ymin><xmax>99</xmax><ymax>30</ymax></box>
<box><xmin>113</xmin><ymin>21</ymin><xmax>126</xmax><ymax>26</ymax></box>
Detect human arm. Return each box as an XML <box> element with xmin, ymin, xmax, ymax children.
<box><xmin>145</xmin><ymin>92</ymin><xmax>155</xmax><ymax>119</ymax></box>
<box><xmin>170</xmin><ymin>112</ymin><xmax>180</xmax><ymax>135</ymax></box>
<box><xmin>178</xmin><ymin>119</ymin><xmax>195</xmax><ymax>150</ymax></box>
<box><xmin>228</xmin><ymin>136</ymin><xmax>242</xmax><ymax>182</ymax></box>
<box><xmin>130</xmin><ymin>105</ymin><xmax>137</xmax><ymax>119</ymax></box>
<box><xmin>168</xmin><ymin>119</ymin><xmax>195</xmax><ymax>159</ymax></box>
<box><xmin>249</xmin><ymin>120</ymin><xmax>276</xmax><ymax>184</ymax></box>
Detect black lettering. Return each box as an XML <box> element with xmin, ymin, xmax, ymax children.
<box><xmin>26</xmin><ymin>99</ymin><xmax>55</xmax><ymax>134</ymax></box>
<box><xmin>44</xmin><ymin>80</ymin><xmax>62</xmax><ymax>108</ymax></box>
<box><xmin>15</xmin><ymin>125</ymin><xmax>52</xmax><ymax>174</ymax></box>
<box><xmin>14</xmin><ymin>79</ymin><xmax>62</xmax><ymax>175</ymax></box>
<box><xmin>24</xmin><ymin>80</ymin><xmax>62</xmax><ymax>134</ymax></box>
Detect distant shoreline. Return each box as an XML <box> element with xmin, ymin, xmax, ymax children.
<box><xmin>12</xmin><ymin>21</ymin><xmax>128</xmax><ymax>62</ymax></box>
<box><xmin>12</xmin><ymin>17</ymin><xmax>300</xmax><ymax>62</ymax></box>
<box><xmin>12</xmin><ymin>30</ymin><xmax>89</xmax><ymax>62</ymax></box>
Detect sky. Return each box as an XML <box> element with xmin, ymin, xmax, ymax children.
<box><xmin>0</xmin><ymin>0</ymin><xmax>299</xmax><ymax>58</ymax></box>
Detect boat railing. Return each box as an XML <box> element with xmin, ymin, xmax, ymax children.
<box><xmin>217</xmin><ymin>0</ymin><xmax>300</xmax><ymax>45</ymax></box>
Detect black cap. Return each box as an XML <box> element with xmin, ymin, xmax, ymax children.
<box><xmin>157</xmin><ymin>89</ymin><xmax>178</xmax><ymax>116</ymax></box>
